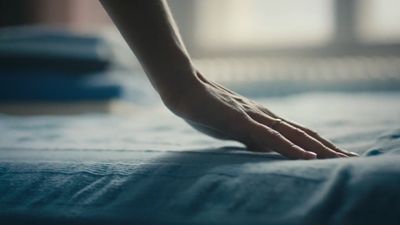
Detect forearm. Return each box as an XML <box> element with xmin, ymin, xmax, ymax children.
<box><xmin>100</xmin><ymin>0</ymin><xmax>197</xmax><ymax>99</ymax></box>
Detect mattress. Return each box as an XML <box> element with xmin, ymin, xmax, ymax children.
<box><xmin>0</xmin><ymin>91</ymin><xmax>400</xmax><ymax>225</ymax></box>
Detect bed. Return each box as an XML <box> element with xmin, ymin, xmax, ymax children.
<box><xmin>1</xmin><ymin>81</ymin><xmax>399</xmax><ymax>225</ymax></box>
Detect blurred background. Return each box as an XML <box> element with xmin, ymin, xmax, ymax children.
<box><xmin>0</xmin><ymin>0</ymin><xmax>400</xmax><ymax>114</ymax></box>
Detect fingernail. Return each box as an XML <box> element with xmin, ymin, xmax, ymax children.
<box><xmin>305</xmin><ymin>151</ymin><xmax>317</xmax><ymax>160</ymax></box>
<box><xmin>350</xmin><ymin>152</ymin><xmax>359</xmax><ymax>156</ymax></box>
<box><xmin>342</xmin><ymin>149</ymin><xmax>359</xmax><ymax>157</ymax></box>
<box><xmin>337</xmin><ymin>153</ymin><xmax>348</xmax><ymax>158</ymax></box>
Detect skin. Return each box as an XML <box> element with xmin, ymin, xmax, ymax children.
<box><xmin>100</xmin><ymin>0</ymin><xmax>358</xmax><ymax>160</ymax></box>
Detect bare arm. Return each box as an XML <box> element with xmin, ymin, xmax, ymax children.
<box><xmin>100</xmin><ymin>0</ymin><xmax>196</xmax><ymax>103</ymax></box>
<box><xmin>100</xmin><ymin>0</ymin><xmax>358</xmax><ymax>159</ymax></box>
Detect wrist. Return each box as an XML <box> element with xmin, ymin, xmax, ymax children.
<box><xmin>156</xmin><ymin>67</ymin><xmax>202</xmax><ymax>110</ymax></box>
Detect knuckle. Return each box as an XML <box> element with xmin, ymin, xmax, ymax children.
<box><xmin>289</xmin><ymin>144</ymin><xmax>300</xmax><ymax>151</ymax></box>
<box><xmin>268</xmin><ymin>129</ymin><xmax>283</xmax><ymax>141</ymax></box>
<box><xmin>293</xmin><ymin>129</ymin><xmax>307</xmax><ymax>138</ymax></box>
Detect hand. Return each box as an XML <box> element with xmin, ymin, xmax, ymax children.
<box><xmin>164</xmin><ymin>71</ymin><xmax>358</xmax><ymax>160</ymax></box>
<box><xmin>99</xmin><ymin>0</ymin><xmax>356</xmax><ymax>159</ymax></box>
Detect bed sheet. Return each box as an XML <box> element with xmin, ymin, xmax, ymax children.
<box><xmin>0</xmin><ymin>92</ymin><xmax>399</xmax><ymax>225</ymax></box>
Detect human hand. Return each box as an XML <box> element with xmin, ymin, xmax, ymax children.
<box><xmin>164</xmin><ymin>71</ymin><xmax>358</xmax><ymax>160</ymax></box>
<box><xmin>100</xmin><ymin>0</ymin><xmax>357</xmax><ymax>159</ymax></box>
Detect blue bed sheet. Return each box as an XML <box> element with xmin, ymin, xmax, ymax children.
<box><xmin>0</xmin><ymin>92</ymin><xmax>399</xmax><ymax>225</ymax></box>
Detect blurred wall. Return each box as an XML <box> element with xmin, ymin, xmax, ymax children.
<box><xmin>1</xmin><ymin>0</ymin><xmax>399</xmax><ymax>57</ymax></box>
<box><xmin>0</xmin><ymin>0</ymin><xmax>36</xmax><ymax>27</ymax></box>
<box><xmin>34</xmin><ymin>0</ymin><xmax>111</xmax><ymax>29</ymax></box>
<box><xmin>0</xmin><ymin>0</ymin><xmax>111</xmax><ymax>29</ymax></box>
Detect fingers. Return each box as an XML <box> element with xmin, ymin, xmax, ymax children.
<box><xmin>282</xmin><ymin>120</ymin><xmax>359</xmax><ymax>157</ymax></box>
<box><xmin>258</xmin><ymin>107</ymin><xmax>356</xmax><ymax>156</ymax></box>
<box><xmin>273</xmin><ymin>121</ymin><xmax>347</xmax><ymax>159</ymax></box>
<box><xmin>243</xmin><ymin>120</ymin><xmax>317</xmax><ymax>160</ymax></box>
<box><xmin>249</xmin><ymin>112</ymin><xmax>347</xmax><ymax>159</ymax></box>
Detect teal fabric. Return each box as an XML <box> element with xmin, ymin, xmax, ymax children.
<box><xmin>0</xmin><ymin>27</ymin><xmax>121</xmax><ymax>101</ymax></box>
<box><xmin>0</xmin><ymin>26</ymin><xmax>112</xmax><ymax>73</ymax></box>
<box><xmin>0</xmin><ymin>73</ymin><xmax>122</xmax><ymax>101</ymax></box>
<box><xmin>0</xmin><ymin>92</ymin><xmax>399</xmax><ymax>225</ymax></box>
